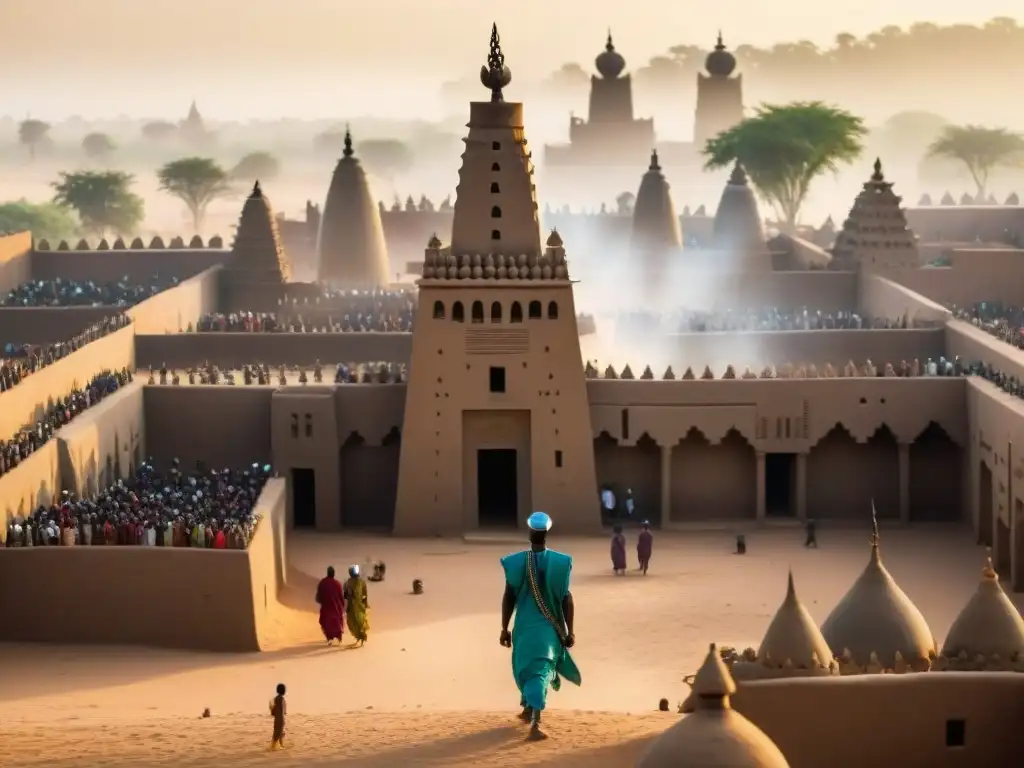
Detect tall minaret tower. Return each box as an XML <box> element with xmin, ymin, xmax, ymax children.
<box><xmin>393</xmin><ymin>25</ymin><xmax>600</xmax><ymax>536</ymax></box>
<box><xmin>693</xmin><ymin>32</ymin><xmax>745</xmax><ymax>148</ymax></box>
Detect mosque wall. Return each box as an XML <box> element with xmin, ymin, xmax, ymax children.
<box><xmin>0</xmin><ymin>231</ymin><xmax>32</xmax><ymax>294</ymax></box>
<box><xmin>889</xmin><ymin>249</ymin><xmax>1024</xmax><ymax>306</ymax></box>
<box><xmin>858</xmin><ymin>271</ymin><xmax>952</xmax><ymax>325</ymax></box>
<box><xmin>946</xmin><ymin>320</ymin><xmax>1024</xmax><ymax>381</ymax></box>
<box><xmin>772</xmin><ymin>234</ymin><xmax>831</xmax><ymax>270</ymax></box>
<box><xmin>144</xmin><ymin>385</ymin><xmax>273</xmax><ymax>470</ymax></box>
<box><xmin>0</xmin><ymin>307</ymin><xmax>116</xmax><ymax>345</ymax></box>
<box><xmin>906</xmin><ymin>205</ymin><xmax>1024</xmax><ymax>244</ymax></box>
<box><xmin>57</xmin><ymin>381</ymin><xmax>145</xmax><ymax>500</ymax></box>
<box><xmin>0</xmin><ymin>324</ymin><xmax>134</xmax><ymax>441</ymax></box>
<box><xmin>134</xmin><ymin>331</ymin><xmax>412</xmax><ymax>369</ymax></box>
<box><xmin>29</xmin><ymin>247</ymin><xmax>226</xmax><ymax>284</ymax></box>
<box><xmin>247</xmin><ymin>477</ymin><xmax>289</xmax><ymax>647</ymax></box>
<box><xmin>126</xmin><ymin>266</ymin><xmax>220</xmax><ymax>334</ymax></box>
<box><xmin>732</xmin><ymin>673</ymin><xmax>1024</xmax><ymax>767</ymax></box>
<box><xmin>0</xmin><ymin>440</ymin><xmax>60</xmax><ymax>526</ymax></box>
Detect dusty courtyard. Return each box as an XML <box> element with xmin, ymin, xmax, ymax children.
<box><xmin>0</xmin><ymin>525</ymin><xmax>1007</xmax><ymax>766</ymax></box>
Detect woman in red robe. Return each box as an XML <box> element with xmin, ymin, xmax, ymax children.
<box><xmin>315</xmin><ymin>566</ymin><xmax>345</xmax><ymax>645</ymax></box>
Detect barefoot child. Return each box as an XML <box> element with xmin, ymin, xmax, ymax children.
<box><xmin>269</xmin><ymin>683</ymin><xmax>287</xmax><ymax>750</ymax></box>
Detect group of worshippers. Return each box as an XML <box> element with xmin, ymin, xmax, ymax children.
<box><xmin>2</xmin><ymin>275</ymin><xmax>179</xmax><ymax>307</ymax></box>
<box><xmin>315</xmin><ymin>564</ymin><xmax>371</xmax><ymax>647</ymax></box>
<box><xmin>0</xmin><ymin>368</ymin><xmax>132</xmax><ymax>480</ymax></box>
<box><xmin>193</xmin><ymin>310</ymin><xmax>411</xmax><ymax>333</ymax></box>
<box><xmin>949</xmin><ymin>301</ymin><xmax>1024</xmax><ymax>350</ymax></box>
<box><xmin>3</xmin><ymin>460</ymin><xmax>269</xmax><ymax>548</ymax></box>
<box><xmin>147</xmin><ymin>361</ymin><xmax>407</xmax><ymax>386</ymax></box>
<box><xmin>967</xmin><ymin>361</ymin><xmax>1024</xmax><ymax>400</ymax></box>
<box><xmin>1</xmin><ymin>314</ymin><xmax>131</xmax><ymax>393</ymax></box>
<box><xmin>610</xmin><ymin>522</ymin><xmax>654</xmax><ymax>576</ymax></box>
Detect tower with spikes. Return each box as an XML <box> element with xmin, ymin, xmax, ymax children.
<box><xmin>694</xmin><ymin>32</ymin><xmax>745</xmax><ymax>148</ymax></box>
<box><xmin>831</xmin><ymin>158</ymin><xmax>919</xmax><ymax>271</ymax></box>
<box><xmin>393</xmin><ymin>25</ymin><xmax>600</xmax><ymax>536</ymax></box>
<box><xmin>316</xmin><ymin>125</ymin><xmax>390</xmax><ymax>288</ymax></box>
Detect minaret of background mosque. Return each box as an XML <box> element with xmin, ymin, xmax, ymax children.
<box><xmin>694</xmin><ymin>32</ymin><xmax>744</xmax><ymax>148</ymax></box>
<box><xmin>392</xmin><ymin>24</ymin><xmax>600</xmax><ymax>536</ymax></box>
<box><xmin>316</xmin><ymin>127</ymin><xmax>390</xmax><ymax>288</ymax></box>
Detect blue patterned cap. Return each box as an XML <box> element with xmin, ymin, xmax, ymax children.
<box><xmin>527</xmin><ymin>511</ymin><xmax>552</xmax><ymax>531</ymax></box>
<box><xmin>349</xmin><ymin>565</ymin><xmax>360</xmax><ymax>577</ymax></box>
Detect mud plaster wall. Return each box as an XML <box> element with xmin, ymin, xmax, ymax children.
<box><xmin>905</xmin><ymin>205</ymin><xmax>1024</xmax><ymax>244</ymax></box>
<box><xmin>30</xmin><ymin>248</ymin><xmax>225</xmax><ymax>283</ymax></box>
<box><xmin>733</xmin><ymin>673</ymin><xmax>1024</xmax><ymax>768</ymax></box>
<box><xmin>887</xmin><ymin>249</ymin><xmax>1024</xmax><ymax>307</ymax></box>
<box><xmin>248</xmin><ymin>478</ymin><xmax>289</xmax><ymax>646</ymax></box>
<box><xmin>135</xmin><ymin>332</ymin><xmax>412</xmax><ymax>369</ymax></box>
<box><xmin>0</xmin><ymin>232</ymin><xmax>32</xmax><ymax>294</ymax></box>
<box><xmin>0</xmin><ymin>307</ymin><xmax>119</xmax><ymax>345</ymax></box>
<box><xmin>0</xmin><ymin>324</ymin><xmax>134</xmax><ymax>440</ymax></box>
<box><xmin>0</xmin><ymin>440</ymin><xmax>60</xmax><ymax>524</ymax></box>
<box><xmin>126</xmin><ymin>266</ymin><xmax>220</xmax><ymax>334</ymax></box>
<box><xmin>858</xmin><ymin>271</ymin><xmax>953</xmax><ymax>325</ymax></box>
<box><xmin>946</xmin><ymin>320</ymin><xmax>1024</xmax><ymax>381</ymax></box>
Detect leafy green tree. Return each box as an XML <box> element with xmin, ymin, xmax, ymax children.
<box><xmin>356</xmin><ymin>139</ymin><xmax>414</xmax><ymax>180</ymax></box>
<box><xmin>703</xmin><ymin>101</ymin><xmax>866</xmax><ymax>229</ymax></box>
<box><xmin>230</xmin><ymin>151</ymin><xmax>281</xmax><ymax>182</ymax></box>
<box><xmin>0</xmin><ymin>199</ymin><xmax>79</xmax><ymax>240</ymax></box>
<box><xmin>51</xmin><ymin>171</ymin><xmax>144</xmax><ymax>237</ymax></box>
<box><xmin>18</xmin><ymin>119</ymin><xmax>51</xmax><ymax>161</ymax></box>
<box><xmin>82</xmin><ymin>132</ymin><xmax>116</xmax><ymax>161</ymax></box>
<box><xmin>927</xmin><ymin>125</ymin><xmax>1024</xmax><ymax>199</ymax></box>
<box><xmin>156</xmin><ymin>157</ymin><xmax>232</xmax><ymax>232</ymax></box>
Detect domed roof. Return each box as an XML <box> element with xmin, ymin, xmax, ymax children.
<box><xmin>942</xmin><ymin>550</ymin><xmax>1024</xmax><ymax>660</ymax></box>
<box><xmin>546</xmin><ymin>228</ymin><xmax>563</xmax><ymax>247</ymax></box>
<box><xmin>595</xmin><ymin>31</ymin><xmax>626</xmax><ymax>79</ymax></box>
<box><xmin>706</xmin><ymin>32</ymin><xmax>737</xmax><ymax>77</ymax></box>
<box><xmin>758</xmin><ymin>571</ymin><xmax>834</xmax><ymax>669</ymax></box>
<box><xmin>639</xmin><ymin>644</ymin><xmax>790</xmax><ymax>768</ymax></box>
<box><xmin>820</xmin><ymin>508</ymin><xmax>936</xmax><ymax>669</ymax></box>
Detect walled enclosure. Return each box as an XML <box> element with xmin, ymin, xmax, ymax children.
<box><xmin>0</xmin><ymin>307</ymin><xmax>121</xmax><ymax>345</ymax></box>
<box><xmin>732</xmin><ymin>673</ymin><xmax>1024</xmax><ymax>768</ymax></box>
<box><xmin>0</xmin><ymin>232</ymin><xmax>32</xmax><ymax>294</ymax></box>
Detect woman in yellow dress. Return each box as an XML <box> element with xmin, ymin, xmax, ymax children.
<box><xmin>344</xmin><ymin>565</ymin><xmax>370</xmax><ymax>646</ymax></box>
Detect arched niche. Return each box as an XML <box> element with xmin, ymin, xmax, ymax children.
<box><xmin>670</xmin><ymin>427</ymin><xmax>755</xmax><ymax>521</ymax></box>
<box><xmin>909</xmin><ymin>421</ymin><xmax>962</xmax><ymax>521</ymax></box>
<box><xmin>978</xmin><ymin>459</ymin><xmax>993</xmax><ymax>547</ymax></box>
<box><xmin>592</xmin><ymin>431</ymin><xmax>661</xmax><ymax>525</ymax></box>
<box><xmin>807</xmin><ymin>423</ymin><xmax>898</xmax><ymax>520</ymax></box>
<box><xmin>340</xmin><ymin>429</ymin><xmax>400</xmax><ymax>528</ymax></box>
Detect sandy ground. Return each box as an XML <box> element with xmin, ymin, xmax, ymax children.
<box><xmin>0</xmin><ymin>526</ymin><xmax>1012</xmax><ymax>766</ymax></box>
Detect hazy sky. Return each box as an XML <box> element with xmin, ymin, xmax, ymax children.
<box><xmin>2</xmin><ymin>1</ymin><xmax>1021</xmax><ymax>119</ymax></box>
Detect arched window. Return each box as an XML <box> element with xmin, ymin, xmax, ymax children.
<box><xmin>547</xmin><ymin>301</ymin><xmax>558</xmax><ymax>320</ymax></box>
<box><xmin>492</xmin><ymin>141</ymin><xmax>501</xmax><ymax>150</ymax></box>
<box><xmin>490</xmin><ymin>182</ymin><xmax>500</xmax><ymax>193</ymax></box>
<box><xmin>491</xmin><ymin>301</ymin><xmax>502</xmax><ymax>322</ymax></box>
<box><xmin>510</xmin><ymin>301</ymin><xmax>523</xmax><ymax>323</ymax></box>
<box><xmin>528</xmin><ymin>300</ymin><xmax>542</xmax><ymax>319</ymax></box>
<box><xmin>491</xmin><ymin>230</ymin><xmax>501</xmax><ymax>240</ymax></box>
<box><xmin>432</xmin><ymin>300</ymin><xmax>445</xmax><ymax>320</ymax></box>
<box><xmin>471</xmin><ymin>300</ymin><xmax>484</xmax><ymax>324</ymax></box>
<box><xmin>491</xmin><ymin>162</ymin><xmax>500</xmax><ymax>172</ymax></box>
<box><xmin>491</xmin><ymin>206</ymin><xmax>502</xmax><ymax>218</ymax></box>
<box><xmin>452</xmin><ymin>301</ymin><xmax>465</xmax><ymax>323</ymax></box>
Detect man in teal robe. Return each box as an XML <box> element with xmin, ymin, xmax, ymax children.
<box><xmin>499</xmin><ymin>511</ymin><xmax>581</xmax><ymax>741</ymax></box>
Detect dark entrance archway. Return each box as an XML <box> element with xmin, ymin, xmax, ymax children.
<box><xmin>909</xmin><ymin>422</ymin><xmax>962</xmax><ymax>521</ymax></box>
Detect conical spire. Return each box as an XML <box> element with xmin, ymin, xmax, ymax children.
<box><xmin>228</xmin><ymin>181</ymin><xmax>291</xmax><ymax>283</ymax></box>
<box><xmin>631</xmin><ymin>147</ymin><xmax>682</xmax><ymax>274</ymax></box>
<box><xmin>820</xmin><ymin>501</ymin><xmax>936</xmax><ymax>669</ymax></box>
<box><xmin>942</xmin><ymin>548</ymin><xmax>1024</xmax><ymax>660</ymax></box>
<box><xmin>871</xmin><ymin>157</ymin><xmax>885</xmax><ymax>183</ymax></box>
<box><xmin>712</xmin><ymin>160</ymin><xmax>765</xmax><ymax>253</ymax></box>
<box><xmin>649</xmin><ymin>149</ymin><xmax>661</xmax><ymax>172</ymax></box>
<box><xmin>758</xmin><ymin>570</ymin><xmax>833</xmax><ymax>670</ymax></box>
<box><xmin>692</xmin><ymin>643</ymin><xmax>736</xmax><ymax>703</ymax></box>
<box><xmin>831</xmin><ymin>158</ymin><xmax>917</xmax><ymax>269</ymax></box>
<box><xmin>317</xmin><ymin>126</ymin><xmax>390</xmax><ymax>288</ymax></box>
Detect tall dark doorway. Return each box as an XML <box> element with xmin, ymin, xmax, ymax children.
<box><xmin>978</xmin><ymin>461</ymin><xmax>993</xmax><ymax>546</ymax></box>
<box><xmin>765</xmin><ymin>453</ymin><xmax>796</xmax><ymax>517</ymax></box>
<box><xmin>292</xmin><ymin>467</ymin><xmax>316</xmax><ymax>528</ymax></box>
<box><xmin>478</xmin><ymin>449</ymin><xmax>518</xmax><ymax>526</ymax></box>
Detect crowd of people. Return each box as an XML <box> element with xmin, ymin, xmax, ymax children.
<box><xmin>0</xmin><ymin>368</ymin><xmax>133</xmax><ymax>479</ymax></box>
<box><xmin>192</xmin><ymin>311</ymin><xmax>411</xmax><ymax>333</ymax></box>
<box><xmin>609</xmin><ymin>308</ymin><xmax>934</xmax><ymax>336</ymax></box>
<box><xmin>3</xmin><ymin>461</ymin><xmax>269</xmax><ymax>548</ymax></box>
<box><xmin>1</xmin><ymin>314</ymin><xmax>131</xmax><ymax>393</ymax></box>
<box><xmin>587</xmin><ymin>357</ymin><xmax>967</xmax><ymax>380</ymax></box>
<box><xmin>949</xmin><ymin>302</ymin><xmax>1024</xmax><ymax>349</ymax></box>
<box><xmin>967</xmin><ymin>361</ymin><xmax>1024</xmax><ymax>400</ymax></box>
<box><xmin>146</xmin><ymin>361</ymin><xmax>407</xmax><ymax>386</ymax></box>
<box><xmin>2</xmin><ymin>275</ymin><xmax>180</xmax><ymax>307</ymax></box>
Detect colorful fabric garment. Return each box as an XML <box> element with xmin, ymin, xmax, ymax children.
<box><xmin>315</xmin><ymin>576</ymin><xmax>345</xmax><ymax>641</ymax></box>
<box><xmin>344</xmin><ymin>576</ymin><xmax>370</xmax><ymax>642</ymax></box>
<box><xmin>611</xmin><ymin>534</ymin><xmax>627</xmax><ymax>570</ymax></box>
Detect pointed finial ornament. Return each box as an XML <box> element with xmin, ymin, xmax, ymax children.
<box><xmin>870</xmin><ymin>499</ymin><xmax>879</xmax><ymax>549</ymax></box>
<box><xmin>606</xmin><ymin>28</ymin><xmax>615</xmax><ymax>52</ymax></box>
<box><xmin>982</xmin><ymin>546</ymin><xmax>998</xmax><ymax>580</ymax></box>
<box><xmin>479</xmin><ymin>23</ymin><xmax>512</xmax><ymax>102</ymax></box>
<box><xmin>343</xmin><ymin>124</ymin><xmax>353</xmax><ymax>158</ymax></box>
<box><xmin>649</xmin><ymin>148</ymin><xmax>660</xmax><ymax>171</ymax></box>
<box><xmin>872</xmin><ymin>157</ymin><xmax>884</xmax><ymax>182</ymax></box>
<box><xmin>786</xmin><ymin>568</ymin><xmax>796</xmax><ymax>599</ymax></box>
<box><xmin>716</xmin><ymin>30</ymin><xmax>725</xmax><ymax>50</ymax></box>
<box><xmin>729</xmin><ymin>160</ymin><xmax>748</xmax><ymax>185</ymax></box>
<box><xmin>251</xmin><ymin>180</ymin><xmax>262</xmax><ymax>198</ymax></box>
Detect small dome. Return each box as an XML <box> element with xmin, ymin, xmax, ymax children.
<box><xmin>595</xmin><ymin>31</ymin><xmax>626</xmax><ymax>79</ymax></box>
<box><xmin>820</xmin><ymin>511</ymin><xmax>936</xmax><ymax>669</ymax></box>
<box><xmin>546</xmin><ymin>228</ymin><xmax>563</xmax><ymax>247</ymax></box>
<box><xmin>758</xmin><ymin>571</ymin><xmax>834</xmax><ymax>669</ymax></box>
<box><xmin>639</xmin><ymin>644</ymin><xmax>790</xmax><ymax>768</ymax></box>
<box><xmin>705</xmin><ymin>32</ymin><xmax>737</xmax><ymax>77</ymax></box>
<box><xmin>942</xmin><ymin>551</ymin><xmax>1024</xmax><ymax>660</ymax></box>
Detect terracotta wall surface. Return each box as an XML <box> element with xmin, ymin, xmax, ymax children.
<box><xmin>248</xmin><ymin>477</ymin><xmax>288</xmax><ymax>647</ymax></box>
<box><xmin>0</xmin><ymin>440</ymin><xmax>61</xmax><ymax>524</ymax></box>
<box><xmin>30</xmin><ymin>248</ymin><xmax>225</xmax><ymax>283</ymax></box>
<box><xmin>945</xmin><ymin>321</ymin><xmax>1024</xmax><ymax>380</ymax></box>
<box><xmin>890</xmin><ymin>249</ymin><xmax>1024</xmax><ymax>307</ymax></box>
<box><xmin>733</xmin><ymin>673</ymin><xmax>1024</xmax><ymax>767</ymax></box>
<box><xmin>0</xmin><ymin>324</ymin><xmax>134</xmax><ymax>440</ymax></box>
<box><xmin>906</xmin><ymin>205</ymin><xmax>1024</xmax><ymax>243</ymax></box>
<box><xmin>0</xmin><ymin>232</ymin><xmax>32</xmax><ymax>294</ymax></box>
<box><xmin>135</xmin><ymin>331</ymin><xmax>412</xmax><ymax>368</ymax></box>
<box><xmin>0</xmin><ymin>307</ymin><xmax>118</xmax><ymax>345</ymax></box>
<box><xmin>126</xmin><ymin>267</ymin><xmax>220</xmax><ymax>334</ymax></box>
<box><xmin>858</xmin><ymin>272</ymin><xmax>952</xmax><ymax>325</ymax></box>
<box><xmin>774</xmin><ymin>234</ymin><xmax>832</xmax><ymax>269</ymax></box>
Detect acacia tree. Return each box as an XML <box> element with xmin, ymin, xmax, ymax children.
<box><xmin>51</xmin><ymin>171</ymin><xmax>144</xmax><ymax>238</ymax></box>
<box><xmin>703</xmin><ymin>101</ymin><xmax>867</xmax><ymax>229</ymax></box>
<box><xmin>156</xmin><ymin>157</ymin><xmax>232</xmax><ymax>232</ymax></box>
<box><xmin>18</xmin><ymin>119</ymin><xmax>51</xmax><ymax>161</ymax></box>
<box><xmin>0</xmin><ymin>200</ymin><xmax>79</xmax><ymax>241</ymax></box>
<box><xmin>82</xmin><ymin>132</ymin><xmax>116</xmax><ymax>161</ymax></box>
<box><xmin>230</xmin><ymin>151</ymin><xmax>281</xmax><ymax>182</ymax></box>
<box><xmin>927</xmin><ymin>125</ymin><xmax>1024</xmax><ymax>199</ymax></box>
